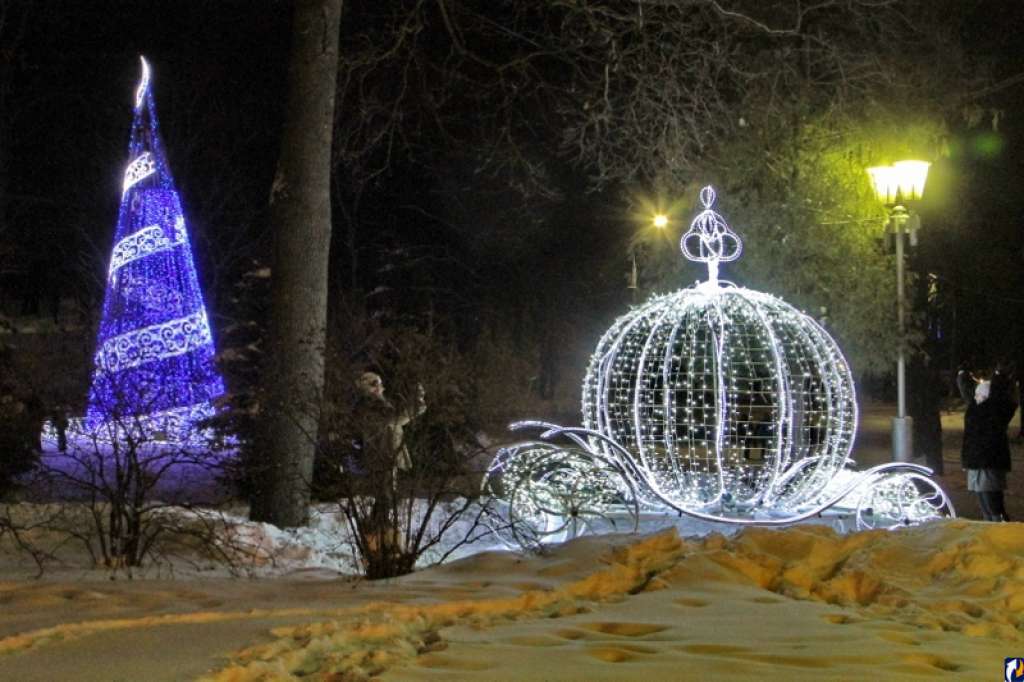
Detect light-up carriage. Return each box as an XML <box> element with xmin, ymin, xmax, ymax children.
<box><xmin>483</xmin><ymin>187</ymin><xmax>953</xmax><ymax>547</ymax></box>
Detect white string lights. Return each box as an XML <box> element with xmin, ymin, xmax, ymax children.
<box><xmin>484</xmin><ymin>186</ymin><xmax>954</xmax><ymax>542</ymax></box>
<box><xmin>582</xmin><ymin>283</ymin><xmax>857</xmax><ymax>513</ymax></box>
<box><xmin>123</xmin><ymin>152</ymin><xmax>156</xmax><ymax>195</ymax></box>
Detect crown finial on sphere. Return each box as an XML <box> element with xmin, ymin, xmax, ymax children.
<box><xmin>680</xmin><ymin>185</ymin><xmax>743</xmax><ymax>285</ymax></box>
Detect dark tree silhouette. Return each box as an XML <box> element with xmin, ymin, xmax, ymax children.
<box><xmin>253</xmin><ymin>0</ymin><xmax>343</xmax><ymax>528</ymax></box>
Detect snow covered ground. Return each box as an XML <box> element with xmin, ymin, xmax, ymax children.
<box><xmin>0</xmin><ymin>519</ymin><xmax>1021</xmax><ymax>680</ymax></box>
<box><xmin>0</xmin><ymin>404</ymin><xmax>1020</xmax><ymax>680</ymax></box>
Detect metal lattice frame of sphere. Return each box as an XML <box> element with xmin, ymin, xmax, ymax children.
<box><xmin>582</xmin><ymin>284</ymin><xmax>857</xmax><ymax>516</ymax></box>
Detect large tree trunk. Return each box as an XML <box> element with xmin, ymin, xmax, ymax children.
<box><xmin>252</xmin><ymin>0</ymin><xmax>342</xmax><ymax>527</ymax></box>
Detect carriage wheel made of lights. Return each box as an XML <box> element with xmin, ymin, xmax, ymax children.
<box><xmin>853</xmin><ymin>471</ymin><xmax>955</xmax><ymax>530</ymax></box>
<box><xmin>483</xmin><ymin>443</ymin><xmax>640</xmax><ymax>551</ymax></box>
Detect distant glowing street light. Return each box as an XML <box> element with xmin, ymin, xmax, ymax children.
<box><xmin>867</xmin><ymin>159</ymin><xmax>930</xmax><ymax>464</ymax></box>
<box><xmin>629</xmin><ymin>213</ymin><xmax>671</xmax><ymax>298</ymax></box>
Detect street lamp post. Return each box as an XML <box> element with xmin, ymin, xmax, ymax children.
<box><xmin>628</xmin><ymin>213</ymin><xmax>670</xmax><ymax>302</ymax></box>
<box><xmin>867</xmin><ymin>160</ymin><xmax>930</xmax><ymax>463</ymax></box>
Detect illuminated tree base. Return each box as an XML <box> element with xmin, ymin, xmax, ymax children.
<box><xmin>40</xmin><ymin>401</ymin><xmax>225</xmax><ymax>450</ymax></box>
<box><xmin>482</xmin><ymin>421</ymin><xmax>955</xmax><ymax>548</ymax></box>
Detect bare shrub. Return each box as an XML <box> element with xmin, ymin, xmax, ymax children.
<box><xmin>2</xmin><ymin>366</ymin><xmax>261</xmax><ymax>578</ymax></box>
<box><xmin>314</xmin><ymin>312</ymin><xmax>500</xmax><ymax>580</ymax></box>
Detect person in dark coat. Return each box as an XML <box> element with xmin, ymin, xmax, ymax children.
<box><xmin>348</xmin><ymin>371</ymin><xmax>426</xmax><ymax>480</ymax></box>
<box><xmin>348</xmin><ymin>371</ymin><xmax>426</xmax><ymax>560</ymax></box>
<box><xmin>957</xmin><ymin>369</ymin><xmax>1015</xmax><ymax>521</ymax></box>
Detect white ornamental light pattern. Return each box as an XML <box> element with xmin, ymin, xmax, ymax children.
<box><xmin>484</xmin><ymin>185</ymin><xmax>954</xmax><ymax>540</ymax></box>
<box><xmin>135</xmin><ymin>55</ymin><xmax>151</xmax><ymax>110</ymax></box>
<box><xmin>123</xmin><ymin>152</ymin><xmax>156</xmax><ymax>195</ymax></box>
<box><xmin>42</xmin><ymin>402</ymin><xmax>218</xmax><ymax>447</ymax></box>
<box><xmin>94</xmin><ymin>310</ymin><xmax>213</xmax><ymax>374</ymax></box>
<box><xmin>680</xmin><ymin>186</ymin><xmax>742</xmax><ymax>284</ymax></box>
<box><xmin>108</xmin><ymin>218</ymin><xmax>186</xmax><ymax>280</ymax></box>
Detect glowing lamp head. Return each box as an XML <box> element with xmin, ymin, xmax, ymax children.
<box><xmin>868</xmin><ymin>160</ymin><xmax>930</xmax><ymax>205</ymax></box>
<box><xmin>653</xmin><ymin>214</ymin><xmax>669</xmax><ymax>229</ymax></box>
<box><xmin>893</xmin><ymin>160</ymin><xmax>930</xmax><ymax>201</ymax></box>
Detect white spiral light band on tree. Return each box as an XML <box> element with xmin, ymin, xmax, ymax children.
<box><xmin>123</xmin><ymin>152</ymin><xmax>156</xmax><ymax>195</ymax></box>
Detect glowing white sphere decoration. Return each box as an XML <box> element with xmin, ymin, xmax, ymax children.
<box><xmin>582</xmin><ymin>187</ymin><xmax>857</xmax><ymax>514</ymax></box>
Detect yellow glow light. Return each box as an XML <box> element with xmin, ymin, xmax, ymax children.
<box><xmin>893</xmin><ymin>160</ymin><xmax>930</xmax><ymax>201</ymax></box>
<box><xmin>868</xmin><ymin>160</ymin><xmax>930</xmax><ymax>205</ymax></box>
<box><xmin>653</xmin><ymin>214</ymin><xmax>669</xmax><ymax>228</ymax></box>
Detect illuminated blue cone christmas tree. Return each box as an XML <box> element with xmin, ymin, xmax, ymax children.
<box><xmin>80</xmin><ymin>57</ymin><xmax>224</xmax><ymax>443</ymax></box>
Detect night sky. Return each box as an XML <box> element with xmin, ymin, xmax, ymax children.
<box><xmin>4</xmin><ymin>3</ymin><xmax>290</xmax><ymax>313</ymax></box>
<box><xmin>3</xmin><ymin>1</ymin><xmax>1024</xmax><ymax>383</ymax></box>
<box><xmin>899</xmin><ymin>1</ymin><xmax>1023</xmax><ymax>371</ymax></box>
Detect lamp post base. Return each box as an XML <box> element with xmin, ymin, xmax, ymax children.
<box><xmin>892</xmin><ymin>416</ymin><xmax>914</xmax><ymax>463</ymax></box>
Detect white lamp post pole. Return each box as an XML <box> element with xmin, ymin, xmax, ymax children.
<box><xmin>891</xmin><ymin>204</ymin><xmax>911</xmax><ymax>462</ymax></box>
<box><xmin>867</xmin><ymin>161</ymin><xmax>930</xmax><ymax>463</ymax></box>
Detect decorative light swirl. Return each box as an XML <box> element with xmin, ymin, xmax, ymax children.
<box><xmin>108</xmin><ymin>223</ymin><xmax>184</xmax><ymax>281</ymax></box>
<box><xmin>680</xmin><ymin>186</ymin><xmax>743</xmax><ymax>283</ymax></box>
<box><xmin>94</xmin><ymin>310</ymin><xmax>213</xmax><ymax>374</ymax></box>
<box><xmin>853</xmin><ymin>472</ymin><xmax>955</xmax><ymax>530</ymax></box>
<box><xmin>123</xmin><ymin>152</ymin><xmax>156</xmax><ymax>195</ymax></box>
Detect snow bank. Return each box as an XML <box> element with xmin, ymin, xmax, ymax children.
<box><xmin>203</xmin><ymin>531</ymin><xmax>685</xmax><ymax>681</ymax></box>
<box><xmin>200</xmin><ymin>520</ymin><xmax>1023</xmax><ymax>680</ymax></box>
<box><xmin>665</xmin><ymin>520</ymin><xmax>1024</xmax><ymax>640</ymax></box>
<box><xmin>2</xmin><ymin>499</ymin><xmax>1020</xmax><ymax>681</ymax></box>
